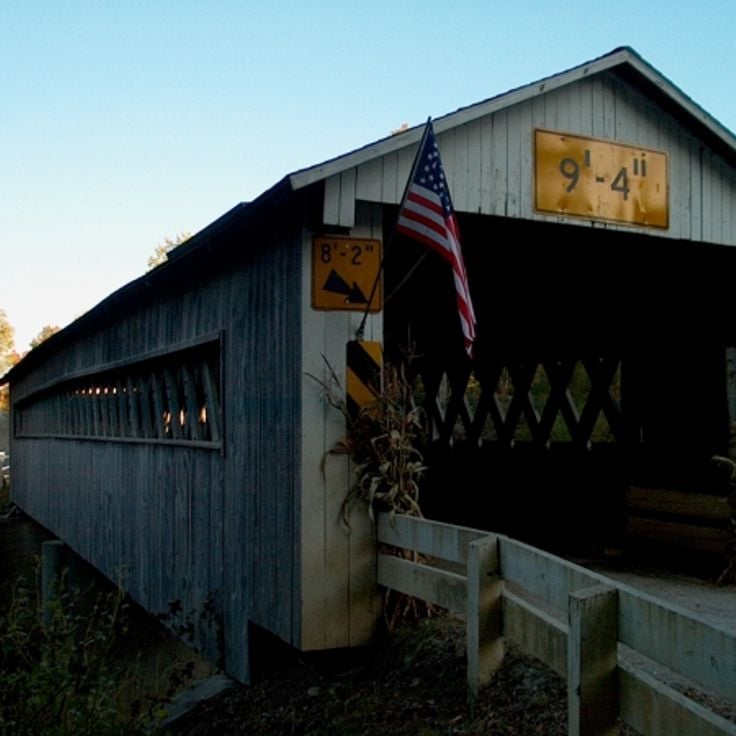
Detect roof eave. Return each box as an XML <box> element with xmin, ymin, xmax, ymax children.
<box><xmin>288</xmin><ymin>47</ymin><xmax>736</xmax><ymax>191</ymax></box>
<box><xmin>2</xmin><ymin>181</ymin><xmax>297</xmax><ymax>386</ymax></box>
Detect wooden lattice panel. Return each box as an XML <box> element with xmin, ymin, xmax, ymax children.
<box><xmin>415</xmin><ymin>357</ymin><xmax>622</xmax><ymax>450</ymax></box>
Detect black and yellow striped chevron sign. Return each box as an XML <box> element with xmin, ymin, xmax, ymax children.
<box><xmin>346</xmin><ymin>340</ymin><xmax>382</xmax><ymax>417</ymax></box>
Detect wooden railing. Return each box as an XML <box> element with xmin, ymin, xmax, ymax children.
<box><xmin>376</xmin><ymin>512</ymin><xmax>736</xmax><ymax>736</ymax></box>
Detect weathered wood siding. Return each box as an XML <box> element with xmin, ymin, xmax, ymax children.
<box><xmin>324</xmin><ymin>70</ymin><xmax>736</xmax><ymax>247</ymax></box>
<box><xmin>10</xmin><ymin>218</ymin><xmax>302</xmax><ymax>683</ymax></box>
<box><xmin>299</xmin><ymin>200</ymin><xmax>383</xmax><ymax>651</ymax></box>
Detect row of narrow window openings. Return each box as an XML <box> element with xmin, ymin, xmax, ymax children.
<box><xmin>414</xmin><ymin>359</ymin><xmax>622</xmax><ymax>448</ymax></box>
<box><xmin>16</xmin><ymin>345</ymin><xmax>221</xmax><ymax>445</ymax></box>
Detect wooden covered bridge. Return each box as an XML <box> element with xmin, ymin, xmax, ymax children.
<box><xmin>4</xmin><ymin>47</ymin><xmax>736</xmax><ymax>682</ymax></box>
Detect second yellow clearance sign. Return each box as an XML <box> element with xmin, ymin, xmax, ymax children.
<box><xmin>535</xmin><ymin>129</ymin><xmax>668</xmax><ymax>229</ymax></box>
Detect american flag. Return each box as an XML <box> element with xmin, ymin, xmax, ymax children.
<box><xmin>395</xmin><ymin>120</ymin><xmax>476</xmax><ymax>357</ymax></box>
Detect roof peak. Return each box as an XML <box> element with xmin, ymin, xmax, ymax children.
<box><xmin>289</xmin><ymin>47</ymin><xmax>736</xmax><ymax>191</ymax></box>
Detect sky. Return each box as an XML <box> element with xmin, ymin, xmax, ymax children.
<box><xmin>2</xmin><ymin>1</ymin><xmax>736</xmax><ymax>352</ymax></box>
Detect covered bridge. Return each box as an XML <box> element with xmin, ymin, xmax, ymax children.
<box><xmin>5</xmin><ymin>47</ymin><xmax>736</xmax><ymax>682</ymax></box>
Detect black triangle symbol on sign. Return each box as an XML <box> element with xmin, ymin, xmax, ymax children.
<box><xmin>323</xmin><ymin>269</ymin><xmax>351</xmax><ymax>295</ymax></box>
<box><xmin>347</xmin><ymin>282</ymin><xmax>368</xmax><ymax>304</ymax></box>
<box><xmin>322</xmin><ymin>271</ymin><xmax>369</xmax><ymax>304</ymax></box>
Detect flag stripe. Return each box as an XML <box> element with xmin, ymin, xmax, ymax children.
<box><xmin>397</xmin><ymin>211</ymin><xmax>447</xmax><ymax>244</ymax></box>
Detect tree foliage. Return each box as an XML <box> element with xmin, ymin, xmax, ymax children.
<box><xmin>0</xmin><ymin>311</ymin><xmax>17</xmax><ymax>414</ymax></box>
<box><xmin>0</xmin><ymin>310</ymin><xmax>15</xmax><ymax>377</ymax></box>
<box><xmin>29</xmin><ymin>324</ymin><xmax>60</xmax><ymax>350</ymax></box>
<box><xmin>147</xmin><ymin>232</ymin><xmax>191</xmax><ymax>270</ymax></box>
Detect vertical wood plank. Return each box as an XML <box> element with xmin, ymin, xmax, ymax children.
<box><xmin>691</xmin><ymin>145</ymin><xmax>704</xmax><ymax>241</ymax></box>
<box><xmin>600</xmin><ymin>73</ymin><xmax>617</xmax><ymax>141</ymax></box>
<box><xmin>466</xmin><ymin>536</ymin><xmax>504</xmax><ymax>696</ymax></box>
<box><xmin>444</xmin><ymin>125</ymin><xmax>466</xmax><ymax>212</ymax></box>
<box><xmin>490</xmin><ymin>107</ymin><xmax>508</xmax><ymax>217</ymax></box>
<box><xmin>519</xmin><ymin>100</ymin><xmax>537</xmax><ymax>219</ymax></box>
<box><xmin>356</xmin><ymin>156</ymin><xmax>384</xmax><ymax>202</ymax></box>
<box><xmin>115</xmin><ymin>379</ymin><xmax>128</xmax><ymax>436</ymax></box>
<box><xmin>180</xmin><ymin>365</ymin><xmax>201</xmax><ymax>441</ymax></box>
<box><xmin>479</xmin><ymin>114</ymin><xmax>494</xmax><ymax>215</ymax></box>
<box><xmin>338</xmin><ymin>169</ymin><xmax>356</xmax><ymax>228</ymax></box>
<box><xmin>163</xmin><ymin>368</ymin><xmax>182</xmax><ymax>440</ymax></box>
<box><xmin>466</xmin><ymin>119</ymin><xmax>482</xmax><ymax>214</ymax></box>
<box><xmin>127</xmin><ymin>376</ymin><xmax>141</xmax><ymax>438</ymax></box>
<box><xmin>397</xmin><ymin>144</ymin><xmax>415</xmax><ymax>199</ymax></box>
<box><xmin>567</xmin><ymin>584</ymin><xmax>619</xmax><ymax>736</ymax></box>
<box><xmin>108</xmin><ymin>385</ymin><xmax>119</xmax><ymax>436</ymax></box>
<box><xmin>506</xmin><ymin>105</ymin><xmax>523</xmax><ymax>217</ymax></box>
<box><xmin>71</xmin><ymin>390</ymin><xmax>81</xmax><ymax>435</ymax></box>
<box><xmin>90</xmin><ymin>389</ymin><xmax>100</xmax><ymax>436</ymax></box>
<box><xmin>668</xmin><ymin>129</ymin><xmax>687</xmax><ymax>240</ymax></box>
<box><xmin>323</xmin><ymin>174</ymin><xmax>341</xmax><ymax>225</ymax></box>
<box><xmin>381</xmin><ymin>150</ymin><xmax>399</xmax><ymax>204</ymax></box>
<box><xmin>202</xmin><ymin>360</ymin><xmax>221</xmax><ymax>443</ymax></box>
<box><xmin>100</xmin><ymin>386</ymin><xmax>110</xmax><ymax>437</ymax></box>
<box><xmin>150</xmin><ymin>371</ymin><xmax>166</xmax><ymax>438</ymax></box>
<box><xmin>140</xmin><ymin>375</ymin><xmax>155</xmax><ymax>439</ymax></box>
<box><xmin>702</xmin><ymin>150</ymin><xmax>714</xmax><ymax>243</ymax></box>
<box><xmin>81</xmin><ymin>388</ymin><xmax>90</xmax><ymax>436</ymax></box>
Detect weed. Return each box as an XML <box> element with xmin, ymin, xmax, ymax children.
<box><xmin>0</xmin><ymin>570</ymin><xmax>218</xmax><ymax>735</ymax></box>
<box><xmin>0</xmin><ymin>574</ymin><xmax>154</xmax><ymax>736</ymax></box>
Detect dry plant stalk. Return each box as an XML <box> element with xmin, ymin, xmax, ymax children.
<box><xmin>308</xmin><ymin>355</ymin><xmax>434</xmax><ymax>627</ymax></box>
<box><xmin>309</xmin><ymin>355</ymin><xmax>427</xmax><ymax>524</ymax></box>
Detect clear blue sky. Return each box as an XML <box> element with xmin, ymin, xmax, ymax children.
<box><xmin>2</xmin><ymin>1</ymin><xmax>735</xmax><ymax>352</ymax></box>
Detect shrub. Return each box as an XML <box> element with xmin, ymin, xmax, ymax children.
<box><xmin>0</xmin><ymin>576</ymin><xmax>152</xmax><ymax>736</ymax></box>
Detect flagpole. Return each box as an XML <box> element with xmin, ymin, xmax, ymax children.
<box><xmin>355</xmin><ymin>118</ymin><xmax>433</xmax><ymax>342</ymax></box>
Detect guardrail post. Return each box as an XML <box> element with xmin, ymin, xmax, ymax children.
<box><xmin>567</xmin><ymin>584</ymin><xmax>619</xmax><ymax>736</ymax></box>
<box><xmin>466</xmin><ymin>536</ymin><xmax>504</xmax><ymax>697</ymax></box>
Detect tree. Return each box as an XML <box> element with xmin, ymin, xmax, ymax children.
<box><xmin>0</xmin><ymin>318</ymin><xmax>60</xmax><ymax>415</ymax></box>
<box><xmin>147</xmin><ymin>232</ymin><xmax>191</xmax><ymax>270</ymax></box>
<box><xmin>0</xmin><ymin>310</ymin><xmax>17</xmax><ymax>414</ymax></box>
<box><xmin>0</xmin><ymin>310</ymin><xmax>14</xmax><ymax>377</ymax></box>
<box><xmin>30</xmin><ymin>324</ymin><xmax>60</xmax><ymax>350</ymax></box>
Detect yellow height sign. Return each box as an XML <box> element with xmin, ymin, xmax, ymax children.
<box><xmin>312</xmin><ymin>236</ymin><xmax>382</xmax><ymax>312</ymax></box>
<box><xmin>535</xmin><ymin>129</ymin><xmax>668</xmax><ymax>229</ymax></box>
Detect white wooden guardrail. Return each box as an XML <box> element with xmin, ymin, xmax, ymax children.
<box><xmin>376</xmin><ymin>512</ymin><xmax>736</xmax><ymax>736</ymax></box>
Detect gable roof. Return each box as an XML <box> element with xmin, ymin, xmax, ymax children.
<box><xmin>288</xmin><ymin>46</ymin><xmax>736</xmax><ymax>191</ymax></box>
<box><xmin>5</xmin><ymin>46</ymin><xmax>735</xmax><ymax>385</ymax></box>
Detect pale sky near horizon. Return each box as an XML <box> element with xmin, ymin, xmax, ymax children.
<box><xmin>2</xmin><ymin>1</ymin><xmax>735</xmax><ymax>353</ymax></box>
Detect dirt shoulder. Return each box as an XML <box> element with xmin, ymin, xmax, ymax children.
<box><xmin>166</xmin><ymin>614</ymin><xmax>571</xmax><ymax>736</ymax></box>
<box><xmin>166</xmin><ymin>555</ymin><xmax>736</xmax><ymax>736</ymax></box>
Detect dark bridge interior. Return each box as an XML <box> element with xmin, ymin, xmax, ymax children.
<box><xmin>383</xmin><ymin>212</ymin><xmax>735</xmax><ymax>556</ymax></box>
